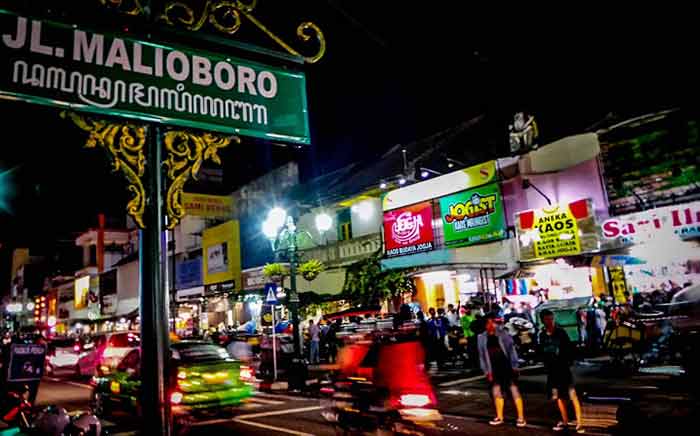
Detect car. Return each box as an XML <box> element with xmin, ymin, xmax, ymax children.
<box><xmin>77</xmin><ymin>331</ymin><xmax>140</xmax><ymax>377</ymax></box>
<box><xmin>45</xmin><ymin>337</ymin><xmax>81</xmax><ymax>376</ymax></box>
<box><xmin>91</xmin><ymin>341</ymin><xmax>252</xmax><ymax>423</ymax></box>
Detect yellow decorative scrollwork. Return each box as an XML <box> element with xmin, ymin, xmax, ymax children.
<box><xmin>159</xmin><ymin>0</ymin><xmax>326</xmax><ymax>63</ymax></box>
<box><xmin>98</xmin><ymin>0</ymin><xmax>145</xmax><ymax>16</ymax></box>
<box><xmin>61</xmin><ymin>112</ymin><xmax>147</xmax><ymax>228</ymax></box>
<box><xmin>163</xmin><ymin>130</ymin><xmax>239</xmax><ymax>229</ymax></box>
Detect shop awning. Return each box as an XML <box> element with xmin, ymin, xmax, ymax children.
<box><xmin>590</xmin><ymin>255</ymin><xmax>646</xmax><ymax>267</ymax></box>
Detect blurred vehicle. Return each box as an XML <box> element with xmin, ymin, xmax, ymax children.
<box><xmin>81</xmin><ymin>332</ymin><xmax>140</xmax><ymax>377</ymax></box>
<box><xmin>0</xmin><ymin>385</ymin><xmax>103</xmax><ymax>436</ymax></box>
<box><xmin>44</xmin><ymin>337</ymin><xmax>81</xmax><ymax>377</ymax></box>
<box><xmin>320</xmin><ymin>334</ymin><xmax>443</xmax><ymax>435</ymax></box>
<box><xmin>91</xmin><ymin>341</ymin><xmax>252</xmax><ymax>427</ymax></box>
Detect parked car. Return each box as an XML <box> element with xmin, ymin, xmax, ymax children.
<box><xmin>77</xmin><ymin>331</ymin><xmax>140</xmax><ymax>377</ymax></box>
<box><xmin>91</xmin><ymin>341</ymin><xmax>252</xmax><ymax>426</ymax></box>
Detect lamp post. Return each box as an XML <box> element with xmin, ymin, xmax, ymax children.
<box><xmin>262</xmin><ymin>208</ymin><xmax>302</xmax><ymax>359</ymax></box>
<box><xmin>262</xmin><ymin>208</ymin><xmax>333</xmax><ymax>363</ymax></box>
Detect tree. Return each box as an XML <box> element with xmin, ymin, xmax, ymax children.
<box><xmin>342</xmin><ymin>251</ymin><xmax>415</xmax><ymax>306</ymax></box>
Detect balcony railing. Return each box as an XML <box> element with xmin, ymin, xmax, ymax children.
<box><xmin>299</xmin><ymin>233</ymin><xmax>381</xmax><ymax>266</ymax></box>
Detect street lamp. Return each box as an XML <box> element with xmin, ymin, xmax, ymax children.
<box><xmin>262</xmin><ymin>208</ymin><xmax>303</xmax><ymax>363</ymax></box>
<box><xmin>315</xmin><ymin>212</ymin><xmax>332</xmax><ymax>244</ymax></box>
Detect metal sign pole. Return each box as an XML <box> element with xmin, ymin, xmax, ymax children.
<box><xmin>272</xmin><ymin>305</ymin><xmax>277</xmax><ymax>381</ymax></box>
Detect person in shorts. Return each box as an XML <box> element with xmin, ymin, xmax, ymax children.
<box><xmin>477</xmin><ymin>312</ymin><xmax>526</xmax><ymax>427</ymax></box>
<box><xmin>539</xmin><ymin>309</ymin><xmax>584</xmax><ymax>433</ymax></box>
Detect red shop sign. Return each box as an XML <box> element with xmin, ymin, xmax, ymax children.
<box><xmin>383</xmin><ymin>201</ymin><xmax>435</xmax><ymax>257</ymax></box>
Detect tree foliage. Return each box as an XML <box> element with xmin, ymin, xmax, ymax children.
<box><xmin>342</xmin><ymin>251</ymin><xmax>415</xmax><ymax>306</ymax></box>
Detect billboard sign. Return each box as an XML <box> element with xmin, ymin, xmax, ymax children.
<box><xmin>74</xmin><ymin>275</ymin><xmax>89</xmax><ymax>309</ymax></box>
<box><xmin>515</xmin><ymin>199</ymin><xmax>597</xmax><ymax>261</ymax></box>
<box><xmin>176</xmin><ymin>258</ymin><xmax>203</xmax><ymax>289</ymax></box>
<box><xmin>602</xmin><ymin>200</ymin><xmax>700</xmax><ymax>245</ymax></box>
<box><xmin>182</xmin><ymin>193</ymin><xmax>234</xmax><ymax>218</ymax></box>
<box><xmin>383</xmin><ymin>201</ymin><xmax>434</xmax><ymax>258</ymax></box>
<box><xmin>439</xmin><ymin>182</ymin><xmax>506</xmax><ymax>247</ymax></box>
<box><xmin>202</xmin><ymin>220</ymin><xmax>242</xmax><ymax>290</ymax></box>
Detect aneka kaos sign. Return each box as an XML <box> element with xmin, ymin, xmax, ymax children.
<box><xmin>383</xmin><ymin>201</ymin><xmax>434</xmax><ymax>258</ymax></box>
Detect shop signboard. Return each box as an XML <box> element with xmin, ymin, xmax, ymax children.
<box><xmin>439</xmin><ymin>182</ymin><xmax>506</xmax><ymax>247</ymax></box>
<box><xmin>383</xmin><ymin>201</ymin><xmax>434</xmax><ymax>258</ymax></box>
<box><xmin>241</xmin><ymin>267</ymin><xmax>266</xmax><ymax>291</ymax></box>
<box><xmin>608</xmin><ymin>266</ymin><xmax>628</xmax><ymax>304</ymax></box>
<box><xmin>601</xmin><ymin>200</ymin><xmax>700</xmax><ymax>245</ymax></box>
<box><xmin>0</xmin><ymin>10</ymin><xmax>310</xmax><ymax>143</ymax></box>
<box><xmin>74</xmin><ymin>275</ymin><xmax>89</xmax><ymax>309</ymax></box>
<box><xmin>99</xmin><ymin>269</ymin><xmax>117</xmax><ymax>316</ymax></box>
<box><xmin>7</xmin><ymin>344</ymin><xmax>45</xmax><ymax>381</ymax></box>
<box><xmin>202</xmin><ymin>220</ymin><xmax>242</xmax><ymax>290</ymax></box>
<box><xmin>176</xmin><ymin>258</ymin><xmax>203</xmax><ymax>290</ymax></box>
<box><xmin>383</xmin><ymin>160</ymin><xmax>497</xmax><ymax>211</ymax></box>
<box><xmin>182</xmin><ymin>193</ymin><xmax>234</xmax><ymax>218</ymax></box>
<box><xmin>516</xmin><ymin>199</ymin><xmax>597</xmax><ymax>261</ymax></box>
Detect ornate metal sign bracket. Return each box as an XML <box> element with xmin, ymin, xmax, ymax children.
<box><xmin>99</xmin><ymin>0</ymin><xmax>326</xmax><ymax>63</ymax></box>
<box><xmin>162</xmin><ymin>130</ymin><xmax>238</xmax><ymax>229</ymax></box>
<box><xmin>63</xmin><ymin>112</ymin><xmax>235</xmax><ymax>230</ymax></box>
<box><xmin>61</xmin><ymin>111</ymin><xmax>147</xmax><ymax>228</ymax></box>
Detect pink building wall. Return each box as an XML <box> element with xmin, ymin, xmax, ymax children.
<box><xmin>501</xmin><ymin>158</ymin><xmax>609</xmax><ymax>228</ymax></box>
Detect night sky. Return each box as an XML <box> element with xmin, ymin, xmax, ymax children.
<box><xmin>0</xmin><ymin>2</ymin><xmax>696</xmax><ymax>270</ymax></box>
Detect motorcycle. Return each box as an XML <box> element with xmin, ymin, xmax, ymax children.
<box><xmin>505</xmin><ymin>316</ymin><xmax>538</xmax><ymax>365</ymax></box>
<box><xmin>320</xmin><ymin>334</ymin><xmax>444</xmax><ymax>435</ymax></box>
<box><xmin>0</xmin><ymin>387</ymin><xmax>103</xmax><ymax>436</ymax></box>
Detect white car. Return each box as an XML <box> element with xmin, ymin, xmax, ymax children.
<box><xmin>46</xmin><ymin>337</ymin><xmax>82</xmax><ymax>376</ymax></box>
<box><xmin>77</xmin><ymin>331</ymin><xmax>141</xmax><ymax>377</ymax></box>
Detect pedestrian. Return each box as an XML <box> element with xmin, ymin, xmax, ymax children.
<box><xmin>428</xmin><ymin>308</ymin><xmax>448</xmax><ymax>369</ymax></box>
<box><xmin>308</xmin><ymin>319</ymin><xmax>320</xmax><ymax>364</ymax></box>
<box><xmin>416</xmin><ymin>311</ymin><xmax>431</xmax><ymax>368</ymax></box>
<box><xmin>460</xmin><ymin>305</ymin><xmax>478</xmax><ymax>368</ymax></box>
<box><xmin>446</xmin><ymin>304</ymin><xmax>460</xmax><ymax>328</ymax></box>
<box><xmin>538</xmin><ymin>309</ymin><xmax>584</xmax><ymax>433</ymax></box>
<box><xmin>477</xmin><ymin>312</ymin><xmax>526</xmax><ymax>428</ymax></box>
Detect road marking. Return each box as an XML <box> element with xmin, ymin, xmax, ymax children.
<box><xmin>254</xmin><ymin>392</ymin><xmax>307</xmax><ymax>402</ymax></box>
<box><xmin>438</xmin><ymin>364</ymin><xmax>543</xmax><ymax>387</ymax></box>
<box><xmin>235</xmin><ymin>405</ymin><xmax>323</xmax><ymax>420</ymax></box>
<box><xmin>247</xmin><ymin>397</ymin><xmax>284</xmax><ymax>405</ymax></box>
<box><xmin>44</xmin><ymin>377</ymin><xmax>93</xmax><ymax>390</ymax></box>
<box><xmin>232</xmin><ymin>418</ymin><xmax>315</xmax><ymax>436</ymax></box>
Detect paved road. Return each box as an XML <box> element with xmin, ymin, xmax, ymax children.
<box><xmin>40</xmin><ymin>361</ymin><xmax>698</xmax><ymax>435</ymax></box>
<box><xmin>33</xmin><ymin>375</ymin><xmax>588</xmax><ymax>435</ymax></box>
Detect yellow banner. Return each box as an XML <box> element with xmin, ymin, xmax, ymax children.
<box><xmin>531</xmin><ymin>205</ymin><xmax>581</xmax><ymax>258</ymax></box>
<box><xmin>202</xmin><ymin>220</ymin><xmax>242</xmax><ymax>289</ymax></box>
<box><xmin>74</xmin><ymin>276</ymin><xmax>89</xmax><ymax>310</ymax></box>
<box><xmin>182</xmin><ymin>193</ymin><xmax>233</xmax><ymax>218</ymax></box>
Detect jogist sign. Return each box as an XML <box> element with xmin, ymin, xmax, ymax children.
<box><xmin>602</xmin><ymin>201</ymin><xmax>700</xmax><ymax>244</ymax></box>
<box><xmin>383</xmin><ymin>202</ymin><xmax>434</xmax><ymax>258</ymax></box>
<box><xmin>439</xmin><ymin>182</ymin><xmax>506</xmax><ymax>247</ymax></box>
<box><xmin>0</xmin><ymin>11</ymin><xmax>310</xmax><ymax>143</ymax></box>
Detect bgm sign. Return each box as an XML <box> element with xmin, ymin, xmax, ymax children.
<box><xmin>439</xmin><ymin>182</ymin><xmax>506</xmax><ymax>247</ymax></box>
<box><xmin>0</xmin><ymin>11</ymin><xmax>310</xmax><ymax>143</ymax></box>
<box><xmin>383</xmin><ymin>201</ymin><xmax>434</xmax><ymax>257</ymax></box>
<box><xmin>516</xmin><ymin>199</ymin><xmax>592</xmax><ymax>260</ymax></box>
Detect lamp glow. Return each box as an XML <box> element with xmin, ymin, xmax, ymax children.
<box><xmin>267</xmin><ymin>207</ymin><xmax>287</xmax><ymax>229</ymax></box>
<box><xmin>315</xmin><ymin>212</ymin><xmax>333</xmax><ymax>233</ymax></box>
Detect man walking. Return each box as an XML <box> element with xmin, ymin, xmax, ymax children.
<box><xmin>539</xmin><ymin>309</ymin><xmax>584</xmax><ymax>433</ymax></box>
<box><xmin>477</xmin><ymin>313</ymin><xmax>527</xmax><ymax>428</ymax></box>
<box><xmin>460</xmin><ymin>305</ymin><xmax>478</xmax><ymax>368</ymax></box>
<box><xmin>308</xmin><ymin>319</ymin><xmax>320</xmax><ymax>364</ymax></box>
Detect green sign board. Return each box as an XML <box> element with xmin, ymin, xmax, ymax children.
<box><xmin>0</xmin><ymin>10</ymin><xmax>310</xmax><ymax>143</ymax></box>
<box><xmin>438</xmin><ymin>182</ymin><xmax>506</xmax><ymax>247</ymax></box>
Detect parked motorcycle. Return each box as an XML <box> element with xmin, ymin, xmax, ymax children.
<box><xmin>0</xmin><ymin>386</ymin><xmax>103</xmax><ymax>436</ymax></box>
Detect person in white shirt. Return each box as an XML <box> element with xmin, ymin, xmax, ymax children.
<box><xmin>446</xmin><ymin>304</ymin><xmax>461</xmax><ymax>328</ymax></box>
<box><xmin>308</xmin><ymin>319</ymin><xmax>321</xmax><ymax>364</ymax></box>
